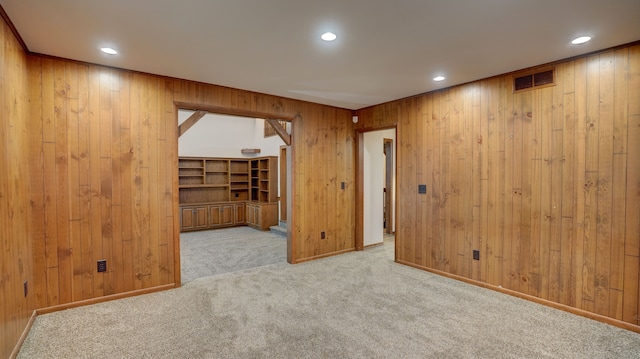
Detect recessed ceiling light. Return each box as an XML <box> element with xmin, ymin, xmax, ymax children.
<box><xmin>433</xmin><ymin>76</ymin><xmax>445</xmax><ymax>82</ymax></box>
<box><xmin>321</xmin><ymin>32</ymin><xmax>337</xmax><ymax>41</ymax></box>
<box><xmin>571</xmin><ymin>36</ymin><xmax>591</xmax><ymax>45</ymax></box>
<box><xmin>101</xmin><ymin>47</ymin><xmax>118</xmax><ymax>55</ymax></box>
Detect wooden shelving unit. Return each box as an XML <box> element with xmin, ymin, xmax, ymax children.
<box><xmin>178</xmin><ymin>156</ymin><xmax>278</xmax><ymax>232</ymax></box>
<box><xmin>230</xmin><ymin>160</ymin><xmax>250</xmax><ymax>201</ymax></box>
<box><xmin>250</xmin><ymin>157</ymin><xmax>277</xmax><ymax>202</ymax></box>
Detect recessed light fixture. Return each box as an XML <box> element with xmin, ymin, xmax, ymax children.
<box><xmin>571</xmin><ymin>36</ymin><xmax>591</xmax><ymax>45</ymax></box>
<box><xmin>433</xmin><ymin>76</ymin><xmax>445</xmax><ymax>82</ymax></box>
<box><xmin>321</xmin><ymin>32</ymin><xmax>337</xmax><ymax>41</ymax></box>
<box><xmin>100</xmin><ymin>47</ymin><xmax>118</xmax><ymax>55</ymax></box>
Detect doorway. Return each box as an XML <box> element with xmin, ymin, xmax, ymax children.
<box><xmin>175</xmin><ymin>106</ymin><xmax>294</xmax><ymax>284</ymax></box>
<box><xmin>359</xmin><ymin>128</ymin><xmax>397</xmax><ymax>250</ymax></box>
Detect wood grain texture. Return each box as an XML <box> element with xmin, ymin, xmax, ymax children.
<box><xmin>2</xmin><ymin>8</ymin><xmax>638</xmax><ymax>354</ymax></box>
<box><xmin>0</xmin><ymin>14</ymin><xmax>33</xmax><ymax>359</ymax></box>
<box><xmin>356</xmin><ymin>44</ymin><xmax>640</xmax><ymax>331</ymax></box>
<box><xmin>3</xmin><ymin>8</ymin><xmax>355</xmax><ymax>352</ymax></box>
<box><xmin>22</xmin><ymin>50</ymin><xmax>355</xmax><ymax>305</ymax></box>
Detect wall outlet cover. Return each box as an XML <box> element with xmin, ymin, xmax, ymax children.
<box><xmin>97</xmin><ymin>260</ymin><xmax>107</xmax><ymax>272</ymax></box>
<box><xmin>473</xmin><ymin>250</ymin><xmax>480</xmax><ymax>261</ymax></box>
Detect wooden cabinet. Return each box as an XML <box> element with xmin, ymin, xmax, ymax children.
<box><xmin>234</xmin><ymin>203</ymin><xmax>246</xmax><ymax>224</ymax></box>
<box><xmin>178</xmin><ymin>157</ymin><xmax>242</xmax><ymax>205</ymax></box>
<box><xmin>180</xmin><ymin>206</ymin><xmax>208</xmax><ymax>231</ymax></box>
<box><xmin>179</xmin><ymin>156</ymin><xmax>278</xmax><ymax>232</ymax></box>
<box><xmin>246</xmin><ymin>202</ymin><xmax>258</xmax><ymax>227</ymax></box>
<box><xmin>250</xmin><ymin>157</ymin><xmax>278</xmax><ymax>202</ymax></box>
<box><xmin>209</xmin><ymin>204</ymin><xmax>233</xmax><ymax>228</ymax></box>
<box><xmin>246</xmin><ymin>202</ymin><xmax>278</xmax><ymax>231</ymax></box>
<box><xmin>230</xmin><ymin>160</ymin><xmax>250</xmax><ymax>201</ymax></box>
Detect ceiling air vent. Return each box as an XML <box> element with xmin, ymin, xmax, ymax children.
<box><xmin>514</xmin><ymin>67</ymin><xmax>555</xmax><ymax>92</ymax></box>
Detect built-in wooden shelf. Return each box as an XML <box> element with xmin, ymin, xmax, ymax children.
<box><xmin>179</xmin><ymin>156</ymin><xmax>278</xmax><ymax>232</ymax></box>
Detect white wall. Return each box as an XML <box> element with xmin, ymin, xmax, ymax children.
<box><xmin>178</xmin><ymin>110</ymin><xmax>288</xmax><ymax>204</ymax></box>
<box><xmin>178</xmin><ymin>110</ymin><xmax>285</xmax><ymax>158</ymax></box>
<box><xmin>363</xmin><ymin>129</ymin><xmax>396</xmax><ymax>247</ymax></box>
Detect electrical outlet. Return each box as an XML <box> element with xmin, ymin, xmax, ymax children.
<box><xmin>473</xmin><ymin>250</ymin><xmax>480</xmax><ymax>261</ymax></box>
<box><xmin>97</xmin><ymin>260</ymin><xmax>107</xmax><ymax>272</ymax></box>
<box><xmin>23</xmin><ymin>281</ymin><xmax>28</xmax><ymax>297</ymax></box>
<box><xmin>341</xmin><ymin>182</ymin><xmax>345</xmax><ymax>189</ymax></box>
<box><xmin>418</xmin><ymin>184</ymin><xmax>427</xmax><ymax>194</ymax></box>
<box><xmin>321</xmin><ymin>231</ymin><xmax>326</xmax><ymax>239</ymax></box>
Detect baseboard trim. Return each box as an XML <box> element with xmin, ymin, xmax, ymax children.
<box><xmin>35</xmin><ymin>284</ymin><xmax>176</xmax><ymax>315</ymax></box>
<box><xmin>9</xmin><ymin>310</ymin><xmax>37</xmax><ymax>359</ymax></box>
<box><xmin>395</xmin><ymin>259</ymin><xmax>640</xmax><ymax>334</ymax></box>
<box><xmin>294</xmin><ymin>248</ymin><xmax>355</xmax><ymax>264</ymax></box>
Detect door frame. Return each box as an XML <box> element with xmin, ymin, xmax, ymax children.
<box><xmin>355</xmin><ymin>125</ymin><xmax>398</xmax><ymax>252</ymax></box>
<box><xmin>173</xmin><ymin>102</ymin><xmax>298</xmax><ymax>286</ymax></box>
<box><xmin>279</xmin><ymin>145</ymin><xmax>288</xmax><ymax>222</ymax></box>
<box><xmin>383</xmin><ymin>138</ymin><xmax>394</xmax><ymax>235</ymax></box>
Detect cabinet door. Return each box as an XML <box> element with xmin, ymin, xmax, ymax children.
<box><xmin>209</xmin><ymin>204</ymin><xmax>234</xmax><ymax>227</ymax></box>
<box><xmin>246</xmin><ymin>203</ymin><xmax>255</xmax><ymax>225</ymax></box>
<box><xmin>253</xmin><ymin>205</ymin><xmax>262</xmax><ymax>227</ymax></box>
<box><xmin>209</xmin><ymin>205</ymin><xmax>222</xmax><ymax>227</ymax></box>
<box><xmin>182</xmin><ymin>206</ymin><xmax>208</xmax><ymax>231</ymax></box>
<box><xmin>221</xmin><ymin>205</ymin><xmax>233</xmax><ymax>225</ymax></box>
<box><xmin>181</xmin><ymin>207</ymin><xmax>195</xmax><ymax>230</ymax></box>
<box><xmin>194</xmin><ymin>206</ymin><xmax>208</xmax><ymax>228</ymax></box>
<box><xmin>234</xmin><ymin>203</ymin><xmax>246</xmax><ymax>224</ymax></box>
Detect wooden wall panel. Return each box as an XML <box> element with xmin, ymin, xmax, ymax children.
<box><xmin>292</xmin><ymin>104</ymin><xmax>355</xmax><ymax>261</ymax></box>
<box><xmin>20</xmin><ymin>51</ymin><xmax>354</xmax><ymax>317</ymax></box>
<box><xmin>0</xmin><ymin>13</ymin><xmax>33</xmax><ymax>359</ymax></box>
<box><xmin>356</xmin><ymin>43</ymin><xmax>640</xmax><ymax>331</ymax></box>
<box><xmin>1</xmin><ymin>14</ymin><xmax>354</xmax><ymax>357</ymax></box>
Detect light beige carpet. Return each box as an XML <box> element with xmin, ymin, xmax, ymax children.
<box><xmin>180</xmin><ymin>226</ymin><xmax>287</xmax><ymax>283</ymax></box>
<box><xmin>18</xmin><ymin>234</ymin><xmax>640</xmax><ymax>358</ymax></box>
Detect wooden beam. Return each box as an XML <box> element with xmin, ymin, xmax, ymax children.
<box><xmin>178</xmin><ymin>110</ymin><xmax>207</xmax><ymax>137</ymax></box>
<box><xmin>174</xmin><ymin>102</ymin><xmax>299</xmax><ymax>122</ymax></box>
<box><xmin>266</xmin><ymin>119</ymin><xmax>291</xmax><ymax>146</ymax></box>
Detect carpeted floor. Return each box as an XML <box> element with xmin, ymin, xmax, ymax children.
<box><xmin>180</xmin><ymin>226</ymin><xmax>287</xmax><ymax>283</ymax></box>
<box><xmin>18</xmin><ymin>231</ymin><xmax>640</xmax><ymax>358</ymax></box>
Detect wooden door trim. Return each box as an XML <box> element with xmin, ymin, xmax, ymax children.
<box><xmin>355</xmin><ymin>131</ymin><xmax>364</xmax><ymax>251</ymax></box>
<box><xmin>279</xmin><ymin>146</ymin><xmax>287</xmax><ymax>222</ymax></box>
<box><xmin>383</xmin><ymin>138</ymin><xmax>393</xmax><ymax>235</ymax></box>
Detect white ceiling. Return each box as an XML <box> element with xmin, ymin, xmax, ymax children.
<box><xmin>2</xmin><ymin>0</ymin><xmax>639</xmax><ymax>110</ymax></box>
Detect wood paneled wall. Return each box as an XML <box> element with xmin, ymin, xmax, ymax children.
<box><xmin>27</xmin><ymin>61</ymin><xmax>180</xmax><ymax>307</ymax></box>
<box><xmin>357</xmin><ymin>44</ymin><xmax>640</xmax><ymax>329</ymax></box>
<box><xmin>2</xmin><ymin>14</ymin><xmax>355</xmax><ymax>355</ymax></box>
<box><xmin>24</xmin><ymin>59</ymin><xmax>355</xmax><ymax>309</ymax></box>
<box><xmin>23</xmin><ymin>56</ymin><xmax>355</xmax><ymax>309</ymax></box>
<box><xmin>0</xmin><ymin>13</ymin><xmax>33</xmax><ymax>359</ymax></box>
<box><xmin>292</xmin><ymin>104</ymin><xmax>356</xmax><ymax>261</ymax></box>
